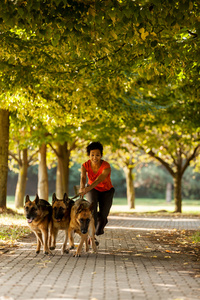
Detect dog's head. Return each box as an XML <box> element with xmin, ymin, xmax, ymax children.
<box><xmin>76</xmin><ymin>201</ymin><xmax>94</xmax><ymax>234</ymax></box>
<box><xmin>52</xmin><ymin>193</ymin><xmax>74</xmax><ymax>222</ymax></box>
<box><xmin>24</xmin><ymin>194</ymin><xmax>51</xmax><ymax>223</ymax></box>
<box><xmin>24</xmin><ymin>194</ymin><xmax>40</xmax><ymax>224</ymax></box>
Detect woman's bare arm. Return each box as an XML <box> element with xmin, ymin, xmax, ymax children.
<box><xmin>79</xmin><ymin>167</ymin><xmax>111</xmax><ymax>196</ymax></box>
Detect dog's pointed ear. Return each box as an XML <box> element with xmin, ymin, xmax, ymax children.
<box><xmin>25</xmin><ymin>195</ymin><xmax>30</xmax><ymax>203</ymax></box>
<box><xmin>89</xmin><ymin>202</ymin><xmax>94</xmax><ymax>213</ymax></box>
<box><xmin>63</xmin><ymin>192</ymin><xmax>68</xmax><ymax>199</ymax></box>
<box><xmin>52</xmin><ymin>193</ymin><xmax>57</xmax><ymax>204</ymax></box>
<box><xmin>63</xmin><ymin>193</ymin><xmax>69</xmax><ymax>205</ymax></box>
<box><xmin>76</xmin><ymin>203</ymin><xmax>85</xmax><ymax>215</ymax></box>
<box><xmin>69</xmin><ymin>199</ymin><xmax>75</xmax><ymax>207</ymax></box>
<box><xmin>35</xmin><ymin>194</ymin><xmax>39</xmax><ymax>205</ymax></box>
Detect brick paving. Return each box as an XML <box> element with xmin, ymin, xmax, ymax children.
<box><xmin>0</xmin><ymin>215</ymin><xmax>200</xmax><ymax>300</ymax></box>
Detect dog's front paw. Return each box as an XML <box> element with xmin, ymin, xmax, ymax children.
<box><xmin>50</xmin><ymin>246</ymin><xmax>55</xmax><ymax>250</ymax></box>
<box><xmin>61</xmin><ymin>248</ymin><xmax>69</xmax><ymax>255</ymax></box>
<box><xmin>36</xmin><ymin>250</ymin><xmax>40</xmax><ymax>254</ymax></box>
<box><xmin>73</xmin><ymin>253</ymin><xmax>81</xmax><ymax>257</ymax></box>
<box><xmin>44</xmin><ymin>250</ymin><xmax>52</xmax><ymax>255</ymax></box>
<box><xmin>69</xmin><ymin>245</ymin><xmax>75</xmax><ymax>250</ymax></box>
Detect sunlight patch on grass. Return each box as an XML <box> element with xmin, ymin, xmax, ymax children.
<box><xmin>0</xmin><ymin>225</ymin><xmax>30</xmax><ymax>242</ymax></box>
<box><xmin>192</xmin><ymin>232</ymin><xmax>200</xmax><ymax>243</ymax></box>
<box><xmin>0</xmin><ymin>208</ymin><xmax>30</xmax><ymax>246</ymax></box>
<box><xmin>111</xmin><ymin>198</ymin><xmax>200</xmax><ymax>214</ymax></box>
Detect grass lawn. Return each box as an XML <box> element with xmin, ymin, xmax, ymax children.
<box><xmin>111</xmin><ymin>197</ymin><xmax>200</xmax><ymax>214</ymax></box>
<box><xmin>5</xmin><ymin>195</ymin><xmax>200</xmax><ymax>215</ymax></box>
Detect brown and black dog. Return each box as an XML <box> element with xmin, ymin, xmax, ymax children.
<box><xmin>50</xmin><ymin>193</ymin><xmax>74</xmax><ymax>254</ymax></box>
<box><xmin>68</xmin><ymin>198</ymin><xmax>97</xmax><ymax>257</ymax></box>
<box><xmin>24</xmin><ymin>194</ymin><xmax>52</xmax><ymax>254</ymax></box>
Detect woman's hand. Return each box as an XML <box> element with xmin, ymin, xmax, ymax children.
<box><xmin>79</xmin><ymin>186</ymin><xmax>90</xmax><ymax>197</ymax></box>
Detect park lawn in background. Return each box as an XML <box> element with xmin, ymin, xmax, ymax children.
<box><xmin>6</xmin><ymin>195</ymin><xmax>200</xmax><ymax>215</ymax></box>
<box><xmin>111</xmin><ymin>198</ymin><xmax>200</xmax><ymax>215</ymax></box>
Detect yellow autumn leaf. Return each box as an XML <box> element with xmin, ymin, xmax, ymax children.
<box><xmin>102</xmin><ymin>47</ymin><xmax>110</xmax><ymax>54</ymax></box>
<box><xmin>189</xmin><ymin>1</ymin><xmax>193</xmax><ymax>10</ymax></box>
<box><xmin>88</xmin><ymin>7</ymin><xmax>96</xmax><ymax>17</ymax></box>
<box><xmin>110</xmin><ymin>30</ymin><xmax>118</xmax><ymax>40</ymax></box>
<box><xmin>139</xmin><ymin>28</ymin><xmax>149</xmax><ymax>40</ymax></box>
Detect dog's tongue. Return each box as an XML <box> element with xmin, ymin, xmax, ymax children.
<box><xmin>28</xmin><ymin>219</ymin><xmax>33</xmax><ymax>223</ymax></box>
<box><xmin>56</xmin><ymin>219</ymin><xmax>61</xmax><ymax>222</ymax></box>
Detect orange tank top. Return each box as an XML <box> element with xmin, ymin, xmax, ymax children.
<box><xmin>83</xmin><ymin>160</ymin><xmax>113</xmax><ymax>192</ymax></box>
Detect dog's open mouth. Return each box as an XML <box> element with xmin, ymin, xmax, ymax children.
<box><xmin>27</xmin><ymin>219</ymin><xmax>33</xmax><ymax>223</ymax></box>
<box><xmin>56</xmin><ymin>219</ymin><xmax>62</xmax><ymax>222</ymax></box>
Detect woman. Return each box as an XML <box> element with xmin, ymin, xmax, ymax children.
<box><xmin>79</xmin><ymin>142</ymin><xmax>115</xmax><ymax>236</ymax></box>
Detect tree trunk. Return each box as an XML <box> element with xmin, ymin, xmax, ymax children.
<box><xmin>165</xmin><ymin>182</ymin><xmax>172</xmax><ymax>203</ymax></box>
<box><xmin>0</xmin><ymin>110</ymin><xmax>9</xmax><ymax>209</ymax></box>
<box><xmin>15</xmin><ymin>149</ymin><xmax>28</xmax><ymax>208</ymax></box>
<box><xmin>56</xmin><ymin>142</ymin><xmax>70</xmax><ymax>198</ymax></box>
<box><xmin>123</xmin><ymin>166</ymin><xmax>135</xmax><ymax>209</ymax></box>
<box><xmin>38</xmin><ymin>144</ymin><xmax>49</xmax><ymax>200</ymax></box>
<box><xmin>173</xmin><ymin>174</ymin><xmax>182</xmax><ymax>213</ymax></box>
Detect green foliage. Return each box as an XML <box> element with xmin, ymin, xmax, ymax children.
<box><xmin>1</xmin><ymin>0</ymin><xmax>199</xmax><ymax>127</ymax></box>
<box><xmin>191</xmin><ymin>232</ymin><xmax>200</xmax><ymax>243</ymax></box>
<box><xmin>0</xmin><ymin>224</ymin><xmax>30</xmax><ymax>242</ymax></box>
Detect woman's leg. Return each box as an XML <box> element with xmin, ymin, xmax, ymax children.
<box><xmin>96</xmin><ymin>187</ymin><xmax>115</xmax><ymax>236</ymax></box>
<box><xmin>86</xmin><ymin>188</ymin><xmax>100</xmax><ymax>228</ymax></box>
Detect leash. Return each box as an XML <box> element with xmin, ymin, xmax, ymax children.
<box><xmin>70</xmin><ymin>194</ymin><xmax>81</xmax><ymax>200</ymax></box>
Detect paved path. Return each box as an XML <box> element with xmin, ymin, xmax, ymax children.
<box><xmin>0</xmin><ymin>215</ymin><xmax>200</xmax><ymax>300</ymax></box>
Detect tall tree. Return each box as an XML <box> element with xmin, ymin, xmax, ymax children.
<box><xmin>49</xmin><ymin>139</ymin><xmax>78</xmax><ymax>197</ymax></box>
<box><xmin>0</xmin><ymin>109</ymin><xmax>9</xmax><ymax>209</ymax></box>
<box><xmin>127</xmin><ymin>124</ymin><xmax>200</xmax><ymax>212</ymax></box>
<box><xmin>38</xmin><ymin>144</ymin><xmax>48</xmax><ymax>200</ymax></box>
<box><xmin>9</xmin><ymin>147</ymin><xmax>38</xmax><ymax>208</ymax></box>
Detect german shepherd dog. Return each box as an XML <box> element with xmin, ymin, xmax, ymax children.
<box><xmin>68</xmin><ymin>198</ymin><xmax>97</xmax><ymax>257</ymax></box>
<box><xmin>50</xmin><ymin>193</ymin><xmax>74</xmax><ymax>254</ymax></box>
<box><xmin>24</xmin><ymin>194</ymin><xmax>52</xmax><ymax>254</ymax></box>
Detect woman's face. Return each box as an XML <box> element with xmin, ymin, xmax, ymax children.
<box><xmin>89</xmin><ymin>149</ymin><xmax>102</xmax><ymax>165</ymax></box>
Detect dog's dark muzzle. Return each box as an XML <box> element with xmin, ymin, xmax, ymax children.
<box><xmin>81</xmin><ymin>228</ymin><xmax>88</xmax><ymax>234</ymax></box>
<box><xmin>26</xmin><ymin>210</ymin><xmax>37</xmax><ymax>223</ymax></box>
<box><xmin>54</xmin><ymin>207</ymin><xmax>65</xmax><ymax>222</ymax></box>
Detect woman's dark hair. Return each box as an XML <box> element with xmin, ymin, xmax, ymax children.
<box><xmin>86</xmin><ymin>142</ymin><xmax>103</xmax><ymax>156</ymax></box>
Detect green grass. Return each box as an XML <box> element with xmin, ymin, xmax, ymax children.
<box><xmin>5</xmin><ymin>195</ymin><xmax>200</xmax><ymax>215</ymax></box>
<box><xmin>0</xmin><ymin>210</ymin><xmax>31</xmax><ymax>247</ymax></box>
<box><xmin>111</xmin><ymin>197</ymin><xmax>200</xmax><ymax>214</ymax></box>
<box><xmin>192</xmin><ymin>232</ymin><xmax>200</xmax><ymax>243</ymax></box>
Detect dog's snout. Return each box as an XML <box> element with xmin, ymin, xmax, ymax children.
<box><xmin>81</xmin><ymin>229</ymin><xmax>87</xmax><ymax>234</ymax></box>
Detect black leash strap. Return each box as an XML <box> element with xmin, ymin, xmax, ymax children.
<box><xmin>70</xmin><ymin>194</ymin><xmax>81</xmax><ymax>200</ymax></box>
